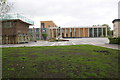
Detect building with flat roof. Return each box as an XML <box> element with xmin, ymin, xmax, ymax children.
<box><xmin>49</xmin><ymin>25</ymin><xmax>107</xmax><ymax>39</ymax></box>
<box><xmin>40</xmin><ymin>21</ymin><xmax>57</xmax><ymax>40</ymax></box>
<box><xmin>41</xmin><ymin>21</ymin><xmax>57</xmax><ymax>28</ymax></box>
<box><xmin>40</xmin><ymin>21</ymin><xmax>108</xmax><ymax>40</ymax></box>
<box><xmin>1</xmin><ymin>13</ymin><xmax>34</xmax><ymax>44</ymax></box>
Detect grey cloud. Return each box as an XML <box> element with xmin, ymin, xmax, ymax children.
<box><xmin>10</xmin><ymin>0</ymin><xmax>119</xmax><ymax>28</ymax></box>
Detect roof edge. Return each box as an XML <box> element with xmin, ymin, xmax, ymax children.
<box><xmin>112</xmin><ymin>19</ymin><xmax>120</xmax><ymax>23</ymax></box>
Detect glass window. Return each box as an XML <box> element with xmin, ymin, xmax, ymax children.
<box><xmin>2</xmin><ymin>22</ymin><xmax>14</xmax><ymax>28</ymax></box>
<box><xmin>41</xmin><ymin>23</ymin><xmax>44</xmax><ymax>28</ymax></box>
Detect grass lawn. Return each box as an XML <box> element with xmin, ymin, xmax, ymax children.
<box><xmin>2</xmin><ymin>45</ymin><xmax>119</xmax><ymax>78</ymax></box>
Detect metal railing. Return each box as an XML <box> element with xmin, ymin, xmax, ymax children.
<box><xmin>0</xmin><ymin>13</ymin><xmax>34</xmax><ymax>25</ymax></box>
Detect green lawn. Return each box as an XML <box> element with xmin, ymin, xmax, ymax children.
<box><xmin>2</xmin><ymin>45</ymin><xmax>119</xmax><ymax>78</ymax></box>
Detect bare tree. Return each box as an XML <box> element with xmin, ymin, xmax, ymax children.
<box><xmin>0</xmin><ymin>0</ymin><xmax>12</xmax><ymax>15</ymax></box>
<box><xmin>0</xmin><ymin>0</ymin><xmax>13</xmax><ymax>45</ymax></box>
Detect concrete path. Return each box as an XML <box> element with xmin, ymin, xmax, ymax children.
<box><xmin>0</xmin><ymin>38</ymin><xmax>120</xmax><ymax>49</ymax></box>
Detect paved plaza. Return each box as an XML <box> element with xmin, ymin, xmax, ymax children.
<box><xmin>1</xmin><ymin>38</ymin><xmax>120</xmax><ymax>49</ymax></box>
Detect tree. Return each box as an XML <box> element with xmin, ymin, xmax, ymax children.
<box><xmin>102</xmin><ymin>24</ymin><xmax>113</xmax><ymax>37</ymax></box>
<box><xmin>0</xmin><ymin>0</ymin><xmax>13</xmax><ymax>45</ymax></box>
<box><xmin>0</xmin><ymin>0</ymin><xmax>12</xmax><ymax>15</ymax></box>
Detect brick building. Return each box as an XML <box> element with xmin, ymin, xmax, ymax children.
<box><xmin>1</xmin><ymin>14</ymin><xmax>34</xmax><ymax>44</ymax></box>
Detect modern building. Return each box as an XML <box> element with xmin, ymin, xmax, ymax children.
<box><xmin>29</xmin><ymin>28</ymin><xmax>41</xmax><ymax>41</ymax></box>
<box><xmin>0</xmin><ymin>13</ymin><xmax>34</xmax><ymax>44</ymax></box>
<box><xmin>40</xmin><ymin>21</ymin><xmax>57</xmax><ymax>39</ymax></box>
<box><xmin>40</xmin><ymin>21</ymin><xmax>108</xmax><ymax>39</ymax></box>
<box><xmin>41</xmin><ymin>21</ymin><xmax>57</xmax><ymax>28</ymax></box>
<box><xmin>49</xmin><ymin>26</ymin><xmax>108</xmax><ymax>39</ymax></box>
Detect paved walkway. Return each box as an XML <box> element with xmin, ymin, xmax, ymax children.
<box><xmin>0</xmin><ymin>38</ymin><xmax>120</xmax><ymax>49</ymax></box>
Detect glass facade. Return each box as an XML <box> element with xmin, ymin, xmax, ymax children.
<box><xmin>89</xmin><ymin>28</ymin><xmax>103</xmax><ymax>37</ymax></box>
<box><xmin>89</xmin><ymin>28</ymin><xmax>93</xmax><ymax>37</ymax></box>
<box><xmin>29</xmin><ymin>28</ymin><xmax>41</xmax><ymax>40</ymax></box>
<box><xmin>98</xmin><ymin>28</ymin><xmax>102</xmax><ymax>37</ymax></box>
<box><xmin>94</xmin><ymin>28</ymin><xmax>97</xmax><ymax>37</ymax></box>
<box><xmin>41</xmin><ymin>23</ymin><xmax>44</xmax><ymax>28</ymax></box>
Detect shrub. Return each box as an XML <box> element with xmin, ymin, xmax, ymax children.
<box><xmin>49</xmin><ymin>38</ymin><xmax>57</xmax><ymax>42</ymax></box>
<box><xmin>108</xmin><ymin>37</ymin><xmax>120</xmax><ymax>44</ymax></box>
<box><xmin>42</xmin><ymin>33</ymin><xmax>48</xmax><ymax>40</ymax></box>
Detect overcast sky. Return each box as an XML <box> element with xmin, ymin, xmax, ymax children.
<box><xmin>9</xmin><ymin>0</ymin><xmax>119</xmax><ymax>29</ymax></box>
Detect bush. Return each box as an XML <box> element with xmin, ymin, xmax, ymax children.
<box><xmin>108</xmin><ymin>37</ymin><xmax>120</xmax><ymax>44</ymax></box>
<box><xmin>49</xmin><ymin>38</ymin><xmax>57</xmax><ymax>42</ymax></box>
<box><xmin>42</xmin><ymin>33</ymin><xmax>48</xmax><ymax>40</ymax></box>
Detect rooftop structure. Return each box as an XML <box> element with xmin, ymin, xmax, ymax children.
<box><xmin>57</xmin><ymin>25</ymin><xmax>107</xmax><ymax>28</ymax></box>
<box><xmin>0</xmin><ymin>13</ymin><xmax>34</xmax><ymax>25</ymax></box>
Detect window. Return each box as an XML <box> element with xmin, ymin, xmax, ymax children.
<box><xmin>70</xmin><ymin>28</ymin><xmax>72</xmax><ymax>32</ymax></box>
<box><xmin>62</xmin><ymin>29</ymin><xmax>64</xmax><ymax>33</ymax></box>
<box><xmin>48</xmin><ymin>25</ymin><xmax>50</xmax><ymax>27</ymax></box>
<box><xmin>36</xmin><ymin>28</ymin><xmax>40</xmax><ymax>32</ymax></box>
<box><xmin>41</xmin><ymin>23</ymin><xmax>44</xmax><ymax>28</ymax></box>
<box><xmin>2</xmin><ymin>22</ymin><xmax>14</xmax><ymax>28</ymax></box>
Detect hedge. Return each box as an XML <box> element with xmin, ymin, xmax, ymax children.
<box><xmin>108</xmin><ymin>37</ymin><xmax>120</xmax><ymax>44</ymax></box>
